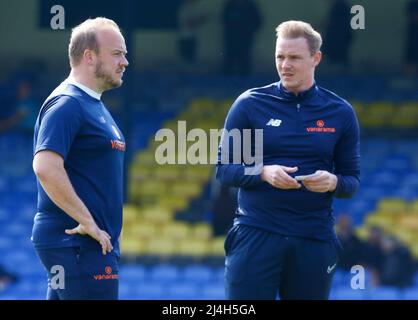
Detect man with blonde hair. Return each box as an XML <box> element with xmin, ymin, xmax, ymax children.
<box><xmin>32</xmin><ymin>17</ymin><xmax>128</xmax><ymax>299</ymax></box>
<box><xmin>217</xmin><ymin>20</ymin><xmax>360</xmax><ymax>299</ymax></box>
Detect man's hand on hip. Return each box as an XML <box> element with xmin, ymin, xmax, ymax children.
<box><xmin>65</xmin><ymin>223</ymin><xmax>113</xmax><ymax>255</ymax></box>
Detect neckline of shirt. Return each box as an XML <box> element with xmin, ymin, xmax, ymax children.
<box><xmin>66</xmin><ymin>77</ymin><xmax>102</xmax><ymax>100</ymax></box>
<box><xmin>277</xmin><ymin>81</ymin><xmax>318</xmax><ymax>101</ymax></box>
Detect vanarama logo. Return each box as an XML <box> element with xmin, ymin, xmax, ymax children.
<box><xmin>306</xmin><ymin>120</ymin><xmax>336</xmax><ymax>133</ymax></box>
<box><xmin>111</xmin><ymin>140</ymin><xmax>126</xmax><ymax>152</ymax></box>
<box><xmin>93</xmin><ymin>266</ymin><xmax>119</xmax><ymax>280</ymax></box>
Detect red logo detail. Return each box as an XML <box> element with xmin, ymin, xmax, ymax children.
<box><xmin>111</xmin><ymin>139</ymin><xmax>126</xmax><ymax>152</ymax></box>
<box><xmin>306</xmin><ymin>120</ymin><xmax>336</xmax><ymax>133</ymax></box>
<box><xmin>105</xmin><ymin>266</ymin><xmax>112</xmax><ymax>275</ymax></box>
<box><xmin>93</xmin><ymin>266</ymin><xmax>119</xmax><ymax>280</ymax></box>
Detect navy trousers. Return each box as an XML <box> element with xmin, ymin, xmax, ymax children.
<box><xmin>224</xmin><ymin>224</ymin><xmax>340</xmax><ymax>300</ymax></box>
<box><xmin>35</xmin><ymin>246</ymin><xmax>119</xmax><ymax>300</ymax></box>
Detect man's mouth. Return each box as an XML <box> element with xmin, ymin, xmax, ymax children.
<box><xmin>282</xmin><ymin>73</ymin><xmax>293</xmax><ymax>78</ymax></box>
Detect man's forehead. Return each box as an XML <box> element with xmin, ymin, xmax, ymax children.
<box><xmin>276</xmin><ymin>37</ymin><xmax>309</xmax><ymax>49</ymax></box>
<box><xmin>97</xmin><ymin>28</ymin><xmax>126</xmax><ymax>50</ymax></box>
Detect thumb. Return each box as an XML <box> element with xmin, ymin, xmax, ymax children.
<box><xmin>65</xmin><ymin>227</ymin><xmax>78</xmax><ymax>235</ymax></box>
<box><xmin>281</xmin><ymin>166</ymin><xmax>298</xmax><ymax>173</ymax></box>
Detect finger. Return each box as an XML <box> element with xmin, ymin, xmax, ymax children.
<box><xmin>304</xmin><ymin>172</ymin><xmax>326</xmax><ymax>182</ymax></box>
<box><xmin>304</xmin><ymin>184</ymin><xmax>327</xmax><ymax>193</ymax></box>
<box><xmin>100</xmin><ymin>240</ymin><xmax>107</xmax><ymax>255</ymax></box>
<box><xmin>281</xmin><ymin>166</ymin><xmax>298</xmax><ymax>173</ymax></box>
<box><xmin>278</xmin><ymin>170</ymin><xmax>299</xmax><ymax>184</ymax></box>
<box><xmin>65</xmin><ymin>228</ymin><xmax>78</xmax><ymax>235</ymax></box>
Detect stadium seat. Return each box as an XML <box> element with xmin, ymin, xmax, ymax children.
<box><xmin>367</xmin><ymin>287</ymin><xmax>401</xmax><ymax>300</ymax></box>
<box><xmin>182</xmin><ymin>265</ymin><xmax>213</xmax><ymax>283</ymax></box>
<box><xmin>149</xmin><ymin>264</ymin><xmax>180</xmax><ymax>283</ymax></box>
<box><xmin>166</xmin><ymin>283</ymin><xmax>199</xmax><ymax>300</ymax></box>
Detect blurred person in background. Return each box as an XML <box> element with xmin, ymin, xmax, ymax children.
<box><xmin>322</xmin><ymin>0</ymin><xmax>353</xmax><ymax>72</ymax></box>
<box><xmin>362</xmin><ymin>226</ymin><xmax>385</xmax><ymax>286</ymax></box>
<box><xmin>404</xmin><ymin>0</ymin><xmax>418</xmax><ymax>77</ymax></box>
<box><xmin>377</xmin><ymin>235</ymin><xmax>415</xmax><ymax>288</ymax></box>
<box><xmin>177</xmin><ymin>0</ymin><xmax>211</xmax><ymax>73</ymax></box>
<box><xmin>0</xmin><ymin>81</ymin><xmax>25</xmax><ymax>133</ymax></box>
<box><xmin>32</xmin><ymin>17</ymin><xmax>128</xmax><ymax>300</ymax></box>
<box><xmin>222</xmin><ymin>0</ymin><xmax>262</xmax><ymax>75</ymax></box>
<box><xmin>217</xmin><ymin>20</ymin><xmax>360</xmax><ymax>300</ymax></box>
<box><xmin>0</xmin><ymin>264</ymin><xmax>18</xmax><ymax>292</ymax></box>
<box><xmin>335</xmin><ymin>213</ymin><xmax>365</xmax><ymax>271</ymax></box>
<box><xmin>15</xmin><ymin>79</ymin><xmax>39</xmax><ymax>136</ymax></box>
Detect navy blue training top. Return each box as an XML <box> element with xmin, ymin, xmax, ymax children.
<box><xmin>216</xmin><ymin>81</ymin><xmax>360</xmax><ymax>240</ymax></box>
<box><xmin>32</xmin><ymin>80</ymin><xmax>126</xmax><ymax>256</ymax></box>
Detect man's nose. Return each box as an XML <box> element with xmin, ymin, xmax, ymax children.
<box><xmin>121</xmin><ymin>56</ymin><xmax>129</xmax><ymax>67</ymax></box>
<box><xmin>281</xmin><ymin>59</ymin><xmax>292</xmax><ymax>69</ymax></box>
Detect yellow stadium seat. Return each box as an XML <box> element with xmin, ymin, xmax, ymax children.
<box><xmin>141</xmin><ymin>206</ymin><xmax>173</xmax><ymax>224</ymax></box>
<box><xmin>145</xmin><ymin>237</ymin><xmax>177</xmax><ymax>256</ymax></box>
<box><xmin>210</xmin><ymin>236</ymin><xmax>226</xmax><ymax>256</ymax></box>
<box><xmin>409</xmin><ymin>243</ymin><xmax>418</xmax><ymax>259</ymax></box>
<box><xmin>377</xmin><ymin>198</ymin><xmax>408</xmax><ymax>214</ymax></box>
<box><xmin>191</xmin><ymin>223</ymin><xmax>213</xmax><ymax>240</ymax></box>
<box><xmin>127</xmin><ymin>222</ymin><xmax>159</xmax><ymax>240</ymax></box>
<box><xmin>410</xmin><ymin>200</ymin><xmax>418</xmax><ymax>214</ymax></box>
<box><xmin>158</xmin><ymin>196</ymin><xmax>189</xmax><ymax>211</ymax></box>
<box><xmin>170</xmin><ymin>181</ymin><xmax>204</xmax><ymax>198</ymax></box>
<box><xmin>120</xmin><ymin>238</ymin><xmax>148</xmax><ymax>255</ymax></box>
<box><xmin>160</xmin><ymin>222</ymin><xmax>191</xmax><ymax>240</ymax></box>
<box><xmin>365</xmin><ymin>214</ymin><xmax>393</xmax><ymax>231</ymax></box>
<box><xmin>123</xmin><ymin>204</ymin><xmax>140</xmax><ymax>225</ymax></box>
<box><xmin>398</xmin><ymin>215</ymin><xmax>418</xmax><ymax>231</ymax></box>
<box><xmin>177</xmin><ymin>239</ymin><xmax>211</xmax><ymax>257</ymax></box>
<box><xmin>134</xmin><ymin>151</ymin><xmax>156</xmax><ymax>166</ymax></box>
<box><xmin>390</xmin><ymin>228</ymin><xmax>416</xmax><ymax>246</ymax></box>
<box><xmin>153</xmin><ymin>165</ymin><xmax>181</xmax><ymax>181</ymax></box>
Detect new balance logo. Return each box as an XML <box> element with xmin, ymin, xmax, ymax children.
<box><xmin>266</xmin><ymin>119</ymin><xmax>282</xmax><ymax>127</ymax></box>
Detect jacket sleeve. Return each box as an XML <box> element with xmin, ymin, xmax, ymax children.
<box><xmin>333</xmin><ymin>104</ymin><xmax>361</xmax><ymax>198</ymax></box>
<box><xmin>216</xmin><ymin>94</ymin><xmax>264</xmax><ymax>188</ymax></box>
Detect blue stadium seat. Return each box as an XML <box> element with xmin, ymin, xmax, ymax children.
<box><xmin>182</xmin><ymin>265</ymin><xmax>213</xmax><ymax>283</ymax></box>
<box><xmin>367</xmin><ymin>287</ymin><xmax>401</xmax><ymax>300</ymax></box>
<box><xmin>133</xmin><ymin>282</ymin><xmax>166</xmax><ymax>299</ymax></box>
<box><xmin>167</xmin><ymin>283</ymin><xmax>199</xmax><ymax>300</ymax></box>
<box><xmin>149</xmin><ymin>264</ymin><xmax>180</xmax><ymax>283</ymax></box>
<box><xmin>402</xmin><ymin>288</ymin><xmax>418</xmax><ymax>300</ymax></box>
<box><xmin>201</xmin><ymin>284</ymin><xmax>225</xmax><ymax>300</ymax></box>
<box><xmin>334</xmin><ymin>287</ymin><xmax>365</xmax><ymax>300</ymax></box>
<box><xmin>119</xmin><ymin>264</ymin><xmax>147</xmax><ymax>282</ymax></box>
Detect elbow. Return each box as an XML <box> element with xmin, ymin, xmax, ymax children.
<box><xmin>33</xmin><ymin>158</ymin><xmax>49</xmax><ymax>181</ymax></box>
<box><xmin>33</xmin><ymin>151</ymin><xmax>63</xmax><ymax>181</ymax></box>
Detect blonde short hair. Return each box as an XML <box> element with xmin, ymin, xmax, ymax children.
<box><xmin>68</xmin><ymin>17</ymin><xmax>121</xmax><ymax>68</ymax></box>
<box><xmin>275</xmin><ymin>20</ymin><xmax>322</xmax><ymax>55</ymax></box>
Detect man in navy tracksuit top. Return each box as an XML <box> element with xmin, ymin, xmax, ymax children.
<box><xmin>217</xmin><ymin>20</ymin><xmax>360</xmax><ymax>300</ymax></box>
<box><xmin>32</xmin><ymin>18</ymin><xmax>128</xmax><ymax>299</ymax></box>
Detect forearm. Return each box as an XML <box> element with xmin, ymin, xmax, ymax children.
<box><xmin>216</xmin><ymin>164</ymin><xmax>263</xmax><ymax>188</ymax></box>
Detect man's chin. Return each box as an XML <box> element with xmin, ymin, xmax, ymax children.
<box><xmin>282</xmin><ymin>80</ymin><xmax>297</xmax><ymax>90</ymax></box>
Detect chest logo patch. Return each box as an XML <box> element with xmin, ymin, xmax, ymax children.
<box><xmin>266</xmin><ymin>119</ymin><xmax>282</xmax><ymax>127</ymax></box>
<box><xmin>307</xmin><ymin>120</ymin><xmax>336</xmax><ymax>133</ymax></box>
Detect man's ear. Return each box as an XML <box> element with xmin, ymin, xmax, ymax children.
<box><xmin>313</xmin><ymin>51</ymin><xmax>322</xmax><ymax>67</ymax></box>
<box><xmin>83</xmin><ymin>49</ymin><xmax>96</xmax><ymax>66</ymax></box>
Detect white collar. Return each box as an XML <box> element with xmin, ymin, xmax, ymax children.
<box><xmin>66</xmin><ymin>77</ymin><xmax>102</xmax><ymax>100</ymax></box>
